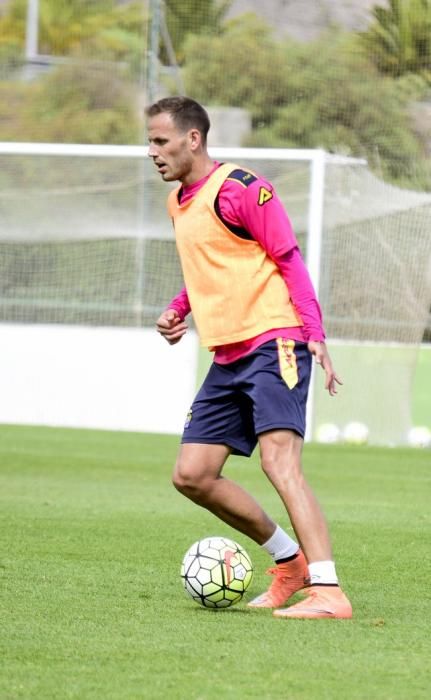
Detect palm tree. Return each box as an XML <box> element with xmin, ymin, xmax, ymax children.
<box><xmin>0</xmin><ymin>1</ymin><xmax>145</xmax><ymax>143</ymax></box>
<box><xmin>360</xmin><ymin>0</ymin><xmax>431</xmax><ymax>76</ymax></box>
<box><xmin>0</xmin><ymin>0</ymin><xmax>146</xmax><ymax>70</ymax></box>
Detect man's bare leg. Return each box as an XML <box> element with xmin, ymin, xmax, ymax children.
<box><xmin>172</xmin><ymin>442</ymin><xmax>276</xmax><ymax>544</ymax></box>
<box><xmin>173</xmin><ymin>440</ymin><xmax>312</xmax><ymax>609</ymax></box>
<box><xmin>258</xmin><ymin>429</ymin><xmax>332</xmax><ymax>563</ymax></box>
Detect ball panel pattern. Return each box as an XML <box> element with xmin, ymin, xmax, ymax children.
<box><xmin>181</xmin><ymin>536</ymin><xmax>253</xmax><ymax>608</ymax></box>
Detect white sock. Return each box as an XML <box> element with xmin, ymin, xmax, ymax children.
<box><xmin>308</xmin><ymin>560</ymin><xmax>338</xmax><ymax>585</ymax></box>
<box><xmin>261</xmin><ymin>525</ymin><xmax>299</xmax><ymax>562</ymax></box>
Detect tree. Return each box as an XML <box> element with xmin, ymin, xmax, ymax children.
<box><xmin>259</xmin><ymin>39</ymin><xmax>429</xmax><ymax>186</ymax></box>
<box><xmin>183</xmin><ymin>21</ymin><xmax>430</xmax><ymax>188</ymax></box>
<box><xmin>164</xmin><ymin>0</ymin><xmax>231</xmax><ymax>63</ymax></box>
<box><xmin>0</xmin><ymin>1</ymin><xmax>146</xmax><ymax>143</ymax></box>
<box><xmin>0</xmin><ymin>62</ymin><xmax>141</xmax><ymax>143</ymax></box>
<box><xmin>183</xmin><ymin>14</ymin><xmax>289</xmax><ymax>125</ymax></box>
<box><xmin>360</xmin><ymin>0</ymin><xmax>431</xmax><ymax>76</ymax></box>
<box><xmin>0</xmin><ymin>0</ymin><xmax>147</xmax><ymax>75</ymax></box>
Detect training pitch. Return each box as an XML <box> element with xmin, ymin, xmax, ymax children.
<box><xmin>0</xmin><ymin>425</ymin><xmax>430</xmax><ymax>699</ymax></box>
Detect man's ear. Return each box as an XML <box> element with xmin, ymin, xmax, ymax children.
<box><xmin>188</xmin><ymin>128</ymin><xmax>202</xmax><ymax>152</ymax></box>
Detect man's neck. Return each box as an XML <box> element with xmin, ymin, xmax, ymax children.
<box><xmin>181</xmin><ymin>156</ymin><xmax>216</xmax><ymax>186</ymax></box>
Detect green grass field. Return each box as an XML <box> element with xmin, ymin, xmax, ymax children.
<box><xmin>1</xmin><ymin>425</ymin><xmax>430</xmax><ymax>700</ymax></box>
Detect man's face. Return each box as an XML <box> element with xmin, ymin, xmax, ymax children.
<box><xmin>147</xmin><ymin>112</ymin><xmax>194</xmax><ymax>182</ymax></box>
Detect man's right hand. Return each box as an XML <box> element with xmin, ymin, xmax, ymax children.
<box><xmin>156</xmin><ymin>309</ymin><xmax>188</xmax><ymax>345</ymax></box>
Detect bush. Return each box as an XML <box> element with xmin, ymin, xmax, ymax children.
<box><xmin>183</xmin><ymin>21</ymin><xmax>430</xmax><ymax>189</ymax></box>
<box><xmin>0</xmin><ymin>64</ymin><xmax>141</xmax><ymax>144</ymax></box>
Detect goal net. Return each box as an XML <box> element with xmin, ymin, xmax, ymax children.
<box><xmin>0</xmin><ymin>142</ymin><xmax>430</xmax><ymax>445</ymax></box>
<box><xmin>313</xmin><ymin>157</ymin><xmax>431</xmax><ymax>446</ymax></box>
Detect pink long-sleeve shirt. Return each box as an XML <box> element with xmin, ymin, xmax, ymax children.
<box><xmin>168</xmin><ymin>163</ymin><xmax>325</xmax><ymax>364</ymax></box>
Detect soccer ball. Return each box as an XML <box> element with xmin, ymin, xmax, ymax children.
<box><xmin>343</xmin><ymin>421</ymin><xmax>369</xmax><ymax>445</ymax></box>
<box><xmin>407</xmin><ymin>426</ymin><xmax>431</xmax><ymax>448</ymax></box>
<box><xmin>181</xmin><ymin>536</ymin><xmax>253</xmax><ymax>609</ymax></box>
<box><xmin>315</xmin><ymin>423</ymin><xmax>341</xmax><ymax>444</ymax></box>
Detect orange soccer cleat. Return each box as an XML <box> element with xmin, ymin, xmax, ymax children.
<box><xmin>247</xmin><ymin>549</ymin><xmax>310</xmax><ymax>609</ymax></box>
<box><xmin>273</xmin><ymin>584</ymin><xmax>352</xmax><ymax>619</ymax></box>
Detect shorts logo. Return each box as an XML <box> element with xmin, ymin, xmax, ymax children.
<box><xmin>276</xmin><ymin>338</ymin><xmax>298</xmax><ymax>389</ymax></box>
<box><xmin>258</xmin><ymin>186</ymin><xmax>273</xmax><ymax>206</ymax></box>
<box><xmin>184</xmin><ymin>409</ymin><xmax>193</xmax><ymax>429</ymax></box>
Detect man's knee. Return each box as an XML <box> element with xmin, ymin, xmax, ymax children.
<box><xmin>172</xmin><ymin>443</ymin><xmax>229</xmax><ymax>501</ymax></box>
<box><xmin>259</xmin><ymin>431</ymin><xmax>304</xmax><ymax>484</ymax></box>
<box><xmin>260</xmin><ymin>451</ymin><xmax>279</xmax><ymax>480</ymax></box>
<box><xmin>172</xmin><ymin>460</ymin><xmax>211</xmax><ymax>503</ymax></box>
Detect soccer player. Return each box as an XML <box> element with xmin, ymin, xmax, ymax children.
<box><xmin>148</xmin><ymin>96</ymin><xmax>352</xmax><ymax>619</ymax></box>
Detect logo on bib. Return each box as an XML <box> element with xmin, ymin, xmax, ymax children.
<box><xmin>258</xmin><ymin>186</ymin><xmax>273</xmax><ymax>206</ymax></box>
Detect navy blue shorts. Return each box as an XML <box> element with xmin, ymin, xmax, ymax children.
<box><xmin>181</xmin><ymin>338</ymin><xmax>312</xmax><ymax>457</ymax></box>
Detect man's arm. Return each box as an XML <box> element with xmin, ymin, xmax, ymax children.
<box><xmin>165</xmin><ymin>286</ymin><xmax>191</xmax><ymax>321</ymax></box>
<box><xmin>277</xmin><ymin>247</ymin><xmax>325</xmax><ymax>342</ymax></box>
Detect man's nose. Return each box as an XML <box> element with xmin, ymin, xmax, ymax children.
<box><xmin>148</xmin><ymin>143</ymin><xmax>157</xmax><ymax>157</ymax></box>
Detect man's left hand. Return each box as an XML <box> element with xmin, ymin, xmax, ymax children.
<box><xmin>308</xmin><ymin>341</ymin><xmax>342</xmax><ymax>396</ymax></box>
